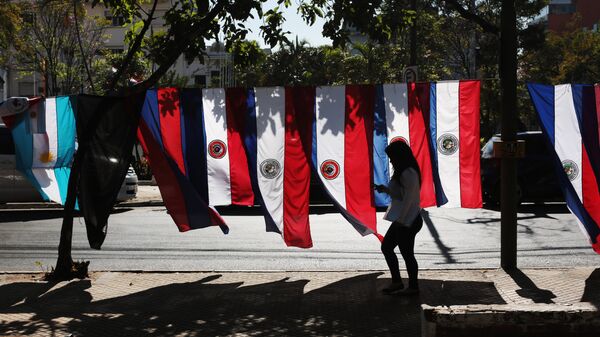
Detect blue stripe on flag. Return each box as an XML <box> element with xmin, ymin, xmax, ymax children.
<box><xmin>429</xmin><ymin>82</ymin><xmax>447</xmax><ymax>206</ymax></box>
<box><xmin>244</xmin><ymin>88</ymin><xmax>278</xmax><ymax>233</ymax></box>
<box><xmin>373</xmin><ymin>84</ymin><xmax>391</xmax><ymax>207</ymax></box>
<box><xmin>528</xmin><ymin>83</ymin><xmax>556</xmax><ymax>145</ymax></box>
<box><xmin>180</xmin><ymin>88</ymin><xmax>209</xmax><ymax>202</ymax></box>
<box><xmin>141</xmin><ymin>90</ymin><xmax>164</xmax><ymax>148</ymax></box>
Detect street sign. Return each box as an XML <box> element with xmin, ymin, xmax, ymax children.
<box><xmin>403</xmin><ymin>66</ymin><xmax>418</xmax><ymax>83</ymax></box>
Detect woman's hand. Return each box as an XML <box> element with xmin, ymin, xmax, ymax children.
<box><xmin>374</xmin><ymin>184</ymin><xmax>387</xmax><ymax>193</ymax></box>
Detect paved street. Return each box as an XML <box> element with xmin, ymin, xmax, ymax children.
<box><xmin>0</xmin><ymin>202</ymin><xmax>598</xmax><ymax>271</ymax></box>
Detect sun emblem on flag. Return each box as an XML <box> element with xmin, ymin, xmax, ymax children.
<box><xmin>260</xmin><ymin>159</ymin><xmax>281</xmax><ymax>179</ymax></box>
<box><xmin>320</xmin><ymin>160</ymin><xmax>340</xmax><ymax>180</ymax></box>
<box><xmin>208</xmin><ymin>140</ymin><xmax>227</xmax><ymax>159</ymax></box>
<box><xmin>437</xmin><ymin>133</ymin><xmax>458</xmax><ymax>155</ymax></box>
<box><xmin>39</xmin><ymin>151</ymin><xmax>55</xmax><ymax>163</ymax></box>
<box><xmin>562</xmin><ymin>159</ymin><xmax>579</xmax><ymax>181</ymax></box>
<box><xmin>390</xmin><ymin>136</ymin><xmax>408</xmax><ymax>145</ymax></box>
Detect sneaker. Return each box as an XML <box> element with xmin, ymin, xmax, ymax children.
<box><xmin>382</xmin><ymin>282</ymin><xmax>404</xmax><ymax>294</ymax></box>
<box><xmin>394</xmin><ymin>287</ymin><xmax>419</xmax><ymax>296</ymax></box>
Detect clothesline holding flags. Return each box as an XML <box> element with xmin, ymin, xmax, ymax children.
<box><xmin>138</xmin><ymin>81</ymin><xmax>483</xmax><ymax>248</ymax></box>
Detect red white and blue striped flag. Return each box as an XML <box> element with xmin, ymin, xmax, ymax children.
<box><xmin>245</xmin><ymin>86</ymin><xmax>314</xmax><ymax>248</ymax></box>
<box><xmin>138</xmin><ymin>88</ymin><xmax>227</xmax><ymax>233</ymax></box>
<box><xmin>429</xmin><ymin>80</ymin><xmax>482</xmax><ymax>208</ymax></box>
<box><xmin>314</xmin><ymin>85</ymin><xmax>380</xmax><ymax>239</ymax></box>
<box><xmin>373</xmin><ymin>83</ymin><xmax>438</xmax><ymax>208</ymax></box>
<box><xmin>528</xmin><ymin>83</ymin><xmax>600</xmax><ymax>254</ymax></box>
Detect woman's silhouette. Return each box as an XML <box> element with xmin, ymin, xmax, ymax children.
<box><xmin>375</xmin><ymin>140</ymin><xmax>423</xmax><ymax>295</ymax></box>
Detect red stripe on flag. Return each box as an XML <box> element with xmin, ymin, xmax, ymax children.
<box><xmin>225</xmin><ymin>88</ymin><xmax>254</xmax><ymax>206</ymax></box>
<box><xmin>138</xmin><ymin>120</ymin><xmax>190</xmax><ymax>232</ymax></box>
<box><xmin>408</xmin><ymin>82</ymin><xmax>436</xmax><ymax>207</ymax></box>
<box><xmin>458</xmin><ymin>81</ymin><xmax>482</xmax><ymax>208</ymax></box>
<box><xmin>157</xmin><ymin>87</ymin><xmax>186</xmax><ymax>174</ymax></box>
<box><xmin>582</xmin><ymin>146</ymin><xmax>600</xmax><ymax>240</ymax></box>
<box><xmin>345</xmin><ymin>85</ymin><xmax>377</xmax><ymax>231</ymax></box>
<box><xmin>283</xmin><ymin>86</ymin><xmax>313</xmax><ymax>248</ymax></box>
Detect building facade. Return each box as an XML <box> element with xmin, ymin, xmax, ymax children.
<box><xmin>542</xmin><ymin>0</ymin><xmax>600</xmax><ymax>33</ymax></box>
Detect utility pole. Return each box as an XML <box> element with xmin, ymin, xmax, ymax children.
<box><xmin>500</xmin><ymin>0</ymin><xmax>518</xmax><ymax>269</ymax></box>
<box><xmin>410</xmin><ymin>0</ymin><xmax>417</xmax><ymax>66</ymax></box>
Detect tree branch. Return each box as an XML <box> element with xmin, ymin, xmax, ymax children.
<box><xmin>73</xmin><ymin>0</ymin><xmax>96</xmax><ymax>93</ymax></box>
<box><xmin>127</xmin><ymin>0</ymin><xmax>227</xmax><ymax>94</ymax></box>
<box><xmin>107</xmin><ymin>0</ymin><xmax>158</xmax><ymax>91</ymax></box>
<box><xmin>443</xmin><ymin>0</ymin><xmax>499</xmax><ymax>35</ymax></box>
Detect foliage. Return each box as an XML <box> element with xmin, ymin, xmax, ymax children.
<box><xmin>10</xmin><ymin>0</ymin><xmax>109</xmax><ymax>95</ymax></box>
<box><xmin>0</xmin><ymin>1</ymin><xmax>24</xmax><ymax>66</ymax></box>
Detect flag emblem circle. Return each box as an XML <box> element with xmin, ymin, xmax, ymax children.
<box><xmin>562</xmin><ymin>159</ymin><xmax>579</xmax><ymax>181</ymax></box>
<box><xmin>260</xmin><ymin>159</ymin><xmax>281</xmax><ymax>179</ymax></box>
<box><xmin>208</xmin><ymin>140</ymin><xmax>227</xmax><ymax>159</ymax></box>
<box><xmin>390</xmin><ymin>136</ymin><xmax>408</xmax><ymax>144</ymax></box>
<box><xmin>437</xmin><ymin>134</ymin><xmax>458</xmax><ymax>155</ymax></box>
<box><xmin>320</xmin><ymin>160</ymin><xmax>340</xmax><ymax>180</ymax></box>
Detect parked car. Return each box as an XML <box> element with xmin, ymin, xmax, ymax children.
<box><xmin>481</xmin><ymin>131</ymin><xmax>563</xmax><ymax>205</ymax></box>
<box><xmin>0</xmin><ymin>124</ymin><xmax>137</xmax><ymax>203</ymax></box>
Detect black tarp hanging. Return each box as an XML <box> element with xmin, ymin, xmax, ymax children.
<box><xmin>74</xmin><ymin>94</ymin><xmax>144</xmax><ymax>249</ymax></box>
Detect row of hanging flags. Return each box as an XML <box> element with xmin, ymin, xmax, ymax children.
<box><xmin>137</xmin><ymin>81</ymin><xmax>482</xmax><ymax>248</ymax></box>
<box><xmin>1</xmin><ymin>81</ymin><xmax>597</xmax><ymax>253</ymax></box>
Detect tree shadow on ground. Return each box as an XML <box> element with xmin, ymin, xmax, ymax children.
<box><xmin>506</xmin><ymin>268</ymin><xmax>556</xmax><ymax>304</ymax></box>
<box><xmin>0</xmin><ymin>272</ymin><xmax>505</xmax><ymax>337</ymax></box>
<box><xmin>581</xmin><ymin>268</ymin><xmax>600</xmax><ymax>307</ymax></box>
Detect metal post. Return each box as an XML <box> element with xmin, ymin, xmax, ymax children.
<box><xmin>500</xmin><ymin>0</ymin><xmax>518</xmax><ymax>270</ymax></box>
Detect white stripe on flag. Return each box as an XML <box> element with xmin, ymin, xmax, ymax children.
<box><xmin>202</xmin><ymin>88</ymin><xmax>232</xmax><ymax>206</ymax></box>
<box><xmin>436</xmin><ymin>81</ymin><xmax>462</xmax><ymax>207</ymax></box>
<box><xmin>44</xmin><ymin>97</ymin><xmax>58</xmax><ymax>168</ymax></box>
<box><xmin>554</xmin><ymin>84</ymin><xmax>583</xmax><ymax>200</ymax></box>
<box><xmin>384</xmin><ymin>83</ymin><xmax>411</xmax><ymax>177</ymax></box>
<box><xmin>315</xmin><ymin>86</ymin><xmax>347</xmax><ymax>208</ymax></box>
<box><xmin>32</xmin><ymin>168</ymin><xmax>62</xmax><ymax>203</ymax></box>
<box><xmin>255</xmin><ymin>87</ymin><xmax>285</xmax><ymax>232</ymax></box>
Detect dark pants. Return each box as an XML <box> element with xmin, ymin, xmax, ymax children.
<box><xmin>381</xmin><ymin>213</ymin><xmax>423</xmax><ymax>289</ymax></box>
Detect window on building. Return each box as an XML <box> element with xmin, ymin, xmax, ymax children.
<box><xmin>210</xmin><ymin>71</ymin><xmax>220</xmax><ymax>78</ymax></box>
<box><xmin>18</xmin><ymin>82</ymin><xmax>34</xmax><ymax>97</ymax></box>
<box><xmin>194</xmin><ymin>75</ymin><xmax>206</xmax><ymax>88</ymax></box>
<box><xmin>104</xmin><ymin>10</ymin><xmax>125</xmax><ymax>26</ymax></box>
<box><xmin>549</xmin><ymin>4</ymin><xmax>576</xmax><ymax>14</ymax></box>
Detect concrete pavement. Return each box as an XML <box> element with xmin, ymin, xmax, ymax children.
<box><xmin>2</xmin><ymin>184</ymin><xmax>600</xmax><ymax>335</ymax></box>
<box><xmin>0</xmin><ymin>268</ymin><xmax>599</xmax><ymax>336</ymax></box>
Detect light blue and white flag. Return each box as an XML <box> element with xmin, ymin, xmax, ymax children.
<box><xmin>1</xmin><ymin>96</ymin><xmax>76</xmax><ymax>204</ymax></box>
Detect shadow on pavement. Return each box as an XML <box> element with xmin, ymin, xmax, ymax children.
<box><xmin>0</xmin><ymin>272</ymin><xmax>506</xmax><ymax>337</ymax></box>
<box><xmin>582</xmin><ymin>268</ymin><xmax>600</xmax><ymax>307</ymax></box>
<box><xmin>422</xmin><ymin>210</ymin><xmax>457</xmax><ymax>264</ymax></box>
<box><xmin>506</xmin><ymin>268</ymin><xmax>556</xmax><ymax>304</ymax></box>
<box><xmin>0</xmin><ymin>208</ymin><xmax>132</xmax><ymax>223</ymax></box>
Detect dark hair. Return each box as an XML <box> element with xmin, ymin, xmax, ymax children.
<box><xmin>385</xmin><ymin>141</ymin><xmax>421</xmax><ymax>184</ymax></box>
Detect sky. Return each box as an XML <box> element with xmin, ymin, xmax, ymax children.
<box><xmin>243</xmin><ymin>0</ymin><xmax>332</xmax><ymax>48</ymax></box>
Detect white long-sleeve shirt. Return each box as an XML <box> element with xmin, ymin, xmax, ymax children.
<box><xmin>382</xmin><ymin>167</ymin><xmax>421</xmax><ymax>226</ymax></box>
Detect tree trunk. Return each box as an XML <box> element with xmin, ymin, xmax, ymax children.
<box><xmin>500</xmin><ymin>0</ymin><xmax>518</xmax><ymax>270</ymax></box>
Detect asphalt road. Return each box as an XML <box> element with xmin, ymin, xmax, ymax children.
<box><xmin>0</xmin><ymin>204</ymin><xmax>599</xmax><ymax>271</ymax></box>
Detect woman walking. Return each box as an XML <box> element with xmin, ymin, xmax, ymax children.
<box><xmin>375</xmin><ymin>141</ymin><xmax>423</xmax><ymax>295</ymax></box>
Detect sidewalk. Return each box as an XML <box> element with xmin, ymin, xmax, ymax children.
<box><xmin>1</xmin><ymin>268</ymin><xmax>598</xmax><ymax>336</ymax></box>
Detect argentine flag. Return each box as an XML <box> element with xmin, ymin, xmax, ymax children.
<box><xmin>1</xmin><ymin>96</ymin><xmax>75</xmax><ymax>205</ymax></box>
